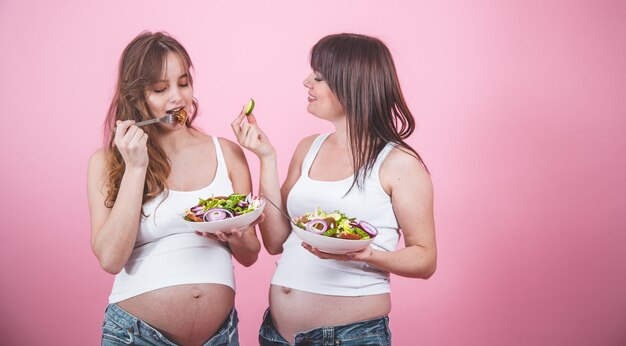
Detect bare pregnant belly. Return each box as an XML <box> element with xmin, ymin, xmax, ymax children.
<box><xmin>269</xmin><ymin>284</ymin><xmax>390</xmax><ymax>344</ymax></box>
<box><xmin>117</xmin><ymin>283</ymin><xmax>234</xmax><ymax>346</ymax></box>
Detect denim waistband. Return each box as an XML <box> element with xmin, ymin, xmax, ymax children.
<box><xmin>102</xmin><ymin>303</ymin><xmax>239</xmax><ymax>346</ymax></box>
<box><xmin>103</xmin><ymin>304</ymin><xmax>175</xmax><ymax>345</ymax></box>
<box><xmin>259</xmin><ymin>307</ymin><xmax>391</xmax><ymax>346</ymax></box>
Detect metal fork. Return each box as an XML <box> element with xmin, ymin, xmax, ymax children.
<box><xmin>261</xmin><ymin>193</ymin><xmax>304</xmax><ymax>229</ymax></box>
<box><xmin>112</xmin><ymin>107</ymin><xmax>185</xmax><ymax>132</ymax></box>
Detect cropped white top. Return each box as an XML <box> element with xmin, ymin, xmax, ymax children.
<box><xmin>271</xmin><ymin>133</ymin><xmax>400</xmax><ymax>296</ymax></box>
<box><xmin>109</xmin><ymin>136</ymin><xmax>236</xmax><ymax>304</ymax></box>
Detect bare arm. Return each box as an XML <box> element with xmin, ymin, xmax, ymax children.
<box><xmin>219</xmin><ymin>138</ymin><xmax>261</xmax><ymax>266</ymax></box>
<box><xmin>88</xmin><ymin>121</ymin><xmax>148</xmax><ymax>274</ymax></box>
<box><xmin>231</xmin><ymin>112</ymin><xmax>313</xmax><ymax>255</ymax></box>
<box><xmin>266</xmin><ymin>136</ymin><xmax>314</xmax><ymax>254</ymax></box>
<box><xmin>304</xmin><ymin>148</ymin><xmax>437</xmax><ymax>279</ymax></box>
<box><xmin>368</xmin><ymin>148</ymin><xmax>437</xmax><ymax>278</ymax></box>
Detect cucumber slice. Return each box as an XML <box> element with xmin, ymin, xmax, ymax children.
<box><xmin>244</xmin><ymin>98</ymin><xmax>255</xmax><ymax>116</ymax></box>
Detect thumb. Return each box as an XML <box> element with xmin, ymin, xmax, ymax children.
<box><xmin>246</xmin><ymin>114</ymin><xmax>258</xmax><ymax>125</ymax></box>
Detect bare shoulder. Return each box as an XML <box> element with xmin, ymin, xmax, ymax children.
<box><xmin>380</xmin><ymin>147</ymin><xmax>432</xmax><ymax>192</ymax></box>
<box><xmin>298</xmin><ymin>134</ymin><xmax>320</xmax><ymax>147</ymax></box>
<box><xmin>216</xmin><ymin>136</ymin><xmax>246</xmax><ymax>158</ymax></box>
<box><xmin>286</xmin><ymin>134</ymin><xmax>319</xmax><ymax>171</ymax></box>
<box><xmin>215</xmin><ymin>136</ymin><xmax>252</xmax><ymax>192</ymax></box>
<box><xmin>293</xmin><ymin>134</ymin><xmax>319</xmax><ymax>159</ymax></box>
<box><xmin>88</xmin><ymin>148</ymin><xmax>108</xmax><ymax>175</ymax></box>
<box><xmin>216</xmin><ymin>137</ymin><xmax>249</xmax><ymax>176</ymax></box>
<box><xmin>280</xmin><ymin>134</ymin><xmax>320</xmax><ymax>194</ymax></box>
<box><xmin>385</xmin><ymin>147</ymin><xmax>429</xmax><ymax>174</ymax></box>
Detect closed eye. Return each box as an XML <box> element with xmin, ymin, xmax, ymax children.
<box><xmin>152</xmin><ymin>81</ymin><xmax>168</xmax><ymax>93</ymax></box>
<box><xmin>179</xmin><ymin>75</ymin><xmax>190</xmax><ymax>88</ymax></box>
<box><xmin>313</xmin><ymin>71</ymin><xmax>325</xmax><ymax>82</ymax></box>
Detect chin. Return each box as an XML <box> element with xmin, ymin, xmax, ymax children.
<box><xmin>306</xmin><ymin>104</ymin><xmax>315</xmax><ymax>115</ymax></box>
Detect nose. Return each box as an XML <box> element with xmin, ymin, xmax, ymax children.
<box><xmin>169</xmin><ymin>85</ymin><xmax>182</xmax><ymax>104</ymax></box>
<box><xmin>303</xmin><ymin>73</ymin><xmax>313</xmax><ymax>88</ymax></box>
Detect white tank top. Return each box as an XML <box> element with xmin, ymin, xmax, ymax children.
<box><xmin>271</xmin><ymin>133</ymin><xmax>400</xmax><ymax>296</ymax></box>
<box><xmin>109</xmin><ymin>136</ymin><xmax>236</xmax><ymax>303</ymax></box>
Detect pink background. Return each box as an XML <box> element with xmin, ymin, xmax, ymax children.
<box><xmin>1</xmin><ymin>1</ymin><xmax>625</xmax><ymax>345</ymax></box>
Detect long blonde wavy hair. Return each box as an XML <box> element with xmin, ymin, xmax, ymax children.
<box><xmin>103</xmin><ymin>31</ymin><xmax>199</xmax><ymax>208</ymax></box>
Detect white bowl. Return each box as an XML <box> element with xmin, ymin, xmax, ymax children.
<box><xmin>293</xmin><ymin>226</ymin><xmax>375</xmax><ymax>254</ymax></box>
<box><xmin>182</xmin><ymin>201</ymin><xmax>265</xmax><ymax>234</ymax></box>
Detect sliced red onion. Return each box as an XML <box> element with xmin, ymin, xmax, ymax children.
<box><xmin>352</xmin><ymin>220</ymin><xmax>378</xmax><ymax>238</ymax></box>
<box><xmin>191</xmin><ymin>205</ymin><xmax>204</xmax><ymax>216</ymax></box>
<box><xmin>237</xmin><ymin>201</ymin><xmax>248</xmax><ymax>208</ymax></box>
<box><xmin>203</xmin><ymin>208</ymin><xmax>234</xmax><ymax>222</ymax></box>
<box><xmin>245</xmin><ymin>193</ymin><xmax>262</xmax><ymax>209</ymax></box>
<box><xmin>305</xmin><ymin>219</ymin><xmax>328</xmax><ymax>234</ymax></box>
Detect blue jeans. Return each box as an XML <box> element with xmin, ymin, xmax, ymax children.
<box><xmin>258</xmin><ymin>308</ymin><xmax>392</xmax><ymax>346</ymax></box>
<box><xmin>101</xmin><ymin>303</ymin><xmax>239</xmax><ymax>346</ymax></box>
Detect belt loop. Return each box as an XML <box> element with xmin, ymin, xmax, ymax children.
<box><xmin>323</xmin><ymin>327</ymin><xmax>334</xmax><ymax>345</ymax></box>
<box><xmin>134</xmin><ymin>318</ymin><xmax>141</xmax><ymax>337</ymax></box>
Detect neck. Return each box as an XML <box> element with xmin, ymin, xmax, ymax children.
<box><xmin>157</xmin><ymin>126</ymin><xmax>194</xmax><ymax>153</ymax></box>
<box><xmin>330</xmin><ymin>118</ymin><xmax>350</xmax><ymax>148</ymax></box>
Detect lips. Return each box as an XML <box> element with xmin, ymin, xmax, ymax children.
<box><xmin>308</xmin><ymin>95</ymin><xmax>317</xmax><ymax>102</ymax></box>
<box><xmin>167</xmin><ymin>106</ymin><xmax>187</xmax><ymax>125</ymax></box>
<box><xmin>167</xmin><ymin>106</ymin><xmax>185</xmax><ymax>113</ymax></box>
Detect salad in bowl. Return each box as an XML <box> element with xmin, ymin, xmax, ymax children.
<box><xmin>182</xmin><ymin>193</ymin><xmax>264</xmax><ymax>234</ymax></box>
<box><xmin>293</xmin><ymin>208</ymin><xmax>378</xmax><ymax>254</ymax></box>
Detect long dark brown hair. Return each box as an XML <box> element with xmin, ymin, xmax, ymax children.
<box><xmin>310</xmin><ymin>33</ymin><xmax>427</xmax><ymax>191</ymax></box>
<box><xmin>103</xmin><ymin>31</ymin><xmax>199</xmax><ymax>208</ymax></box>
